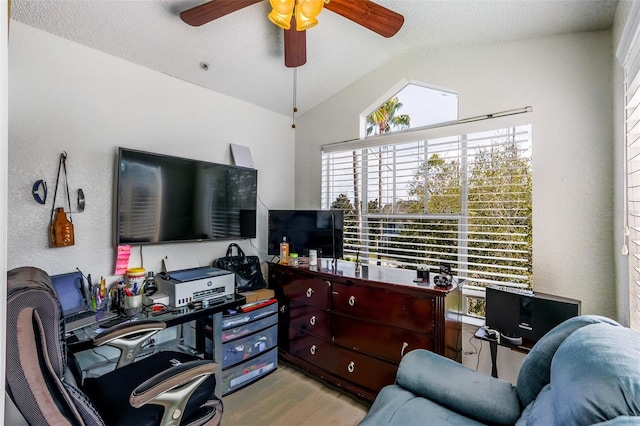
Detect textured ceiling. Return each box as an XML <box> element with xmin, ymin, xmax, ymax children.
<box><xmin>10</xmin><ymin>0</ymin><xmax>617</xmax><ymax>117</ymax></box>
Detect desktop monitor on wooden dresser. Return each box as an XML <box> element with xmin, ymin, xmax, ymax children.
<box><xmin>486</xmin><ymin>286</ymin><xmax>581</xmax><ymax>344</ymax></box>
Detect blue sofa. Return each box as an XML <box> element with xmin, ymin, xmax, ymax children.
<box><xmin>358</xmin><ymin>315</ymin><xmax>640</xmax><ymax>425</ymax></box>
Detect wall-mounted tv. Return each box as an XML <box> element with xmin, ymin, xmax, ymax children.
<box><xmin>267</xmin><ymin>210</ymin><xmax>344</xmax><ymax>259</ymax></box>
<box><xmin>115</xmin><ymin>148</ymin><xmax>257</xmax><ymax>245</ymax></box>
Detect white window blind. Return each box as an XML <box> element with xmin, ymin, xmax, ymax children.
<box><xmin>322</xmin><ymin>118</ymin><xmax>532</xmax><ymax>288</ymax></box>
<box><xmin>619</xmin><ymin>1</ymin><xmax>640</xmax><ymax>332</ymax></box>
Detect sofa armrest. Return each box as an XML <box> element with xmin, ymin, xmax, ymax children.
<box><xmin>396</xmin><ymin>350</ymin><xmax>521</xmax><ymax>425</ymax></box>
<box><xmin>594</xmin><ymin>416</ymin><xmax>640</xmax><ymax>425</ymax></box>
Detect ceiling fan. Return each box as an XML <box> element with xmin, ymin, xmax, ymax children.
<box><xmin>180</xmin><ymin>0</ymin><xmax>404</xmax><ymax>68</ymax></box>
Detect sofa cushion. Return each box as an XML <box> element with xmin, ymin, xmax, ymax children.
<box><xmin>358</xmin><ymin>385</ymin><xmax>486</xmax><ymax>426</ymax></box>
<box><xmin>517</xmin><ymin>323</ymin><xmax>640</xmax><ymax>425</ymax></box>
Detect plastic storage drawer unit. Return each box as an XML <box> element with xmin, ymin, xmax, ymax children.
<box><xmin>216</xmin><ymin>299</ymin><xmax>279</xmax><ymax>395</ymax></box>
<box><xmin>221</xmin><ymin>346</ymin><xmax>278</xmax><ymax>395</ymax></box>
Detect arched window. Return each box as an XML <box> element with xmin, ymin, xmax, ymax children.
<box><xmin>364</xmin><ymin>83</ymin><xmax>458</xmax><ymax>137</ymax></box>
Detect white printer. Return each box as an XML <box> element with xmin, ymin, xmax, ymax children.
<box><xmin>156</xmin><ymin>266</ymin><xmax>235</xmax><ymax>307</ymax></box>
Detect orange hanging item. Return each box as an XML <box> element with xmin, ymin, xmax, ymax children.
<box><xmin>50</xmin><ymin>207</ymin><xmax>74</xmax><ymax>247</ymax></box>
<box><xmin>49</xmin><ymin>152</ymin><xmax>75</xmax><ymax>248</ymax></box>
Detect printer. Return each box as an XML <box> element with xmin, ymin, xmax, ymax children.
<box><xmin>156</xmin><ymin>266</ymin><xmax>235</xmax><ymax>307</ymax></box>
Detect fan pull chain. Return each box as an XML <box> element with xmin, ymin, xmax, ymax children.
<box><xmin>292</xmin><ymin>67</ymin><xmax>297</xmax><ymax>129</ymax></box>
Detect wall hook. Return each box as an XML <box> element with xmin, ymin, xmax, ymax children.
<box><xmin>32</xmin><ymin>180</ymin><xmax>47</xmax><ymax>204</ymax></box>
<box><xmin>77</xmin><ymin>188</ymin><xmax>85</xmax><ymax>212</ymax></box>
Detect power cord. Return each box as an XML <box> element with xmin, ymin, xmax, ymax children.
<box><xmin>249</xmin><ymin>192</ymin><xmax>271</xmax><ymax>259</ymax></box>
<box><xmin>452</xmin><ymin>275</ymin><xmax>483</xmax><ymax>370</ymax></box>
<box><xmin>465</xmin><ymin>333</ymin><xmax>483</xmax><ymax>371</ymax></box>
<box><xmin>452</xmin><ymin>277</ymin><xmax>463</xmax><ymax>358</ymax></box>
<box><xmin>91</xmin><ymin>348</ymin><xmax>117</xmax><ymax>363</ymax></box>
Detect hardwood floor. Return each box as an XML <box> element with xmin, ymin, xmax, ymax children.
<box><xmin>221</xmin><ymin>363</ymin><xmax>371</xmax><ymax>426</ymax></box>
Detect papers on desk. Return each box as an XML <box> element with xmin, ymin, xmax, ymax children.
<box><xmin>240</xmin><ymin>298</ymin><xmax>277</xmax><ymax>313</ymax></box>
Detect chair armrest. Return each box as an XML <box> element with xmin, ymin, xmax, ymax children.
<box><xmin>396</xmin><ymin>350</ymin><xmax>521</xmax><ymax>425</ymax></box>
<box><xmin>93</xmin><ymin>320</ymin><xmax>166</xmax><ymax>368</ymax></box>
<box><xmin>129</xmin><ymin>360</ymin><xmax>218</xmax><ymax>407</ymax></box>
<box><xmin>92</xmin><ymin>320</ymin><xmax>166</xmax><ymax>346</ymax></box>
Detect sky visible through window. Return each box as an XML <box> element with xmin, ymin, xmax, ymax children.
<box><xmin>364</xmin><ymin>84</ymin><xmax>459</xmax><ymax>136</ymax></box>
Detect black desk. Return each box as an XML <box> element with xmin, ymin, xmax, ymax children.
<box><xmin>68</xmin><ymin>294</ymin><xmax>246</xmax><ymax>395</ymax></box>
<box><xmin>474</xmin><ymin>327</ymin><xmax>533</xmax><ymax>378</ymax></box>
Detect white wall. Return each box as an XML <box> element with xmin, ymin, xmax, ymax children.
<box><xmin>295</xmin><ymin>30</ymin><xmax>615</xmax><ymax>373</ymax></box>
<box><xmin>8</xmin><ymin>22</ymin><xmax>295</xmax><ymax>281</ymax></box>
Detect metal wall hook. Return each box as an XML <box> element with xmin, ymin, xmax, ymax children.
<box><xmin>77</xmin><ymin>188</ymin><xmax>85</xmax><ymax>212</ymax></box>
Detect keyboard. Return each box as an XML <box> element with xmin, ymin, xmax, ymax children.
<box><xmin>65</xmin><ymin>310</ymin><xmax>95</xmax><ymax>323</ymax></box>
<box><xmin>65</xmin><ymin>310</ymin><xmax>117</xmax><ymax>332</ymax></box>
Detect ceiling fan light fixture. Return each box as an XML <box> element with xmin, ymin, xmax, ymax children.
<box><xmin>268</xmin><ymin>0</ymin><xmax>295</xmax><ymax>29</ymax></box>
<box><xmin>295</xmin><ymin>0</ymin><xmax>324</xmax><ymax>31</ymax></box>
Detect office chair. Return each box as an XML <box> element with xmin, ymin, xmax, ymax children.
<box><xmin>5</xmin><ymin>266</ymin><xmax>223</xmax><ymax>426</ymax></box>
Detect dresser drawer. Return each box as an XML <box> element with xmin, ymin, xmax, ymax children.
<box><xmin>288</xmin><ymin>327</ymin><xmax>332</xmax><ymax>371</ymax></box>
<box><xmin>289</xmin><ymin>303</ymin><xmax>331</xmax><ymax>339</ymax></box>
<box><xmin>282</xmin><ymin>276</ymin><xmax>331</xmax><ymax>309</ymax></box>
<box><xmin>333</xmin><ymin>313</ymin><xmax>434</xmax><ymax>363</ymax></box>
<box><xmin>332</xmin><ymin>282</ymin><xmax>435</xmax><ymax>333</ymax></box>
<box><xmin>332</xmin><ymin>345</ymin><xmax>397</xmax><ymax>393</ymax></box>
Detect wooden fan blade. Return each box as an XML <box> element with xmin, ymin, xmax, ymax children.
<box><xmin>180</xmin><ymin>0</ymin><xmax>262</xmax><ymax>27</ymax></box>
<box><xmin>324</xmin><ymin>0</ymin><xmax>404</xmax><ymax>38</ymax></box>
<box><xmin>284</xmin><ymin>15</ymin><xmax>307</xmax><ymax>68</ymax></box>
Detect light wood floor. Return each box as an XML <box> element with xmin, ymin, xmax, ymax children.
<box><xmin>221</xmin><ymin>363</ymin><xmax>371</xmax><ymax>426</ymax></box>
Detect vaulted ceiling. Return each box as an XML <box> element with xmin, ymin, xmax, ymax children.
<box><xmin>10</xmin><ymin>0</ymin><xmax>617</xmax><ymax>117</ymax></box>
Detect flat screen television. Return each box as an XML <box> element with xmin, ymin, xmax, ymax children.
<box><xmin>267</xmin><ymin>210</ymin><xmax>344</xmax><ymax>259</ymax></box>
<box><xmin>115</xmin><ymin>148</ymin><xmax>257</xmax><ymax>245</ymax></box>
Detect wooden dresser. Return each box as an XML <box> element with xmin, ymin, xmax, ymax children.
<box><xmin>268</xmin><ymin>260</ymin><xmax>462</xmax><ymax>401</ymax></box>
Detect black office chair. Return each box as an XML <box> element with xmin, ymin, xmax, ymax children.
<box><xmin>5</xmin><ymin>266</ymin><xmax>223</xmax><ymax>426</ymax></box>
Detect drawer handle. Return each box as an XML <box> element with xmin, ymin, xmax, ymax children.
<box><xmin>401</xmin><ymin>342</ymin><xmax>409</xmax><ymax>357</ymax></box>
<box><xmin>348</xmin><ymin>295</ymin><xmax>356</xmax><ymax>307</ymax></box>
<box><xmin>309</xmin><ymin>315</ymin><xmax>316</xmax><ymax>326</ymax></box>
<box><xmin>306</xmin><ymin>288</ymin><xmax>314</xmax><ymax>298</ymax></box>
<box><xmin>310</xmin><ymin>345</ymin><xmax>317</xmax><ymax>355</ymax></box>
<box><xmin>280</xmin><ymin>306</ymin><xmax>286</xmax><ymax>313</ymax></box>
<box><xmin>347</xmin><ymin>361</ymin><xmax>355</xmax><ymax>373</ymax></box>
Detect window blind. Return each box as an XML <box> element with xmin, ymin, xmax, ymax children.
<box><xmin>322</xmin><ymin>120</ymin><xmax>532</xmax><ymax>288</ymax></box>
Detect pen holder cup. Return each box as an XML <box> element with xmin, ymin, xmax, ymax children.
<box><xmin>124</xmin><ymin>294</ymin><xmax>143</xmax><ymax>316</ymax></box>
